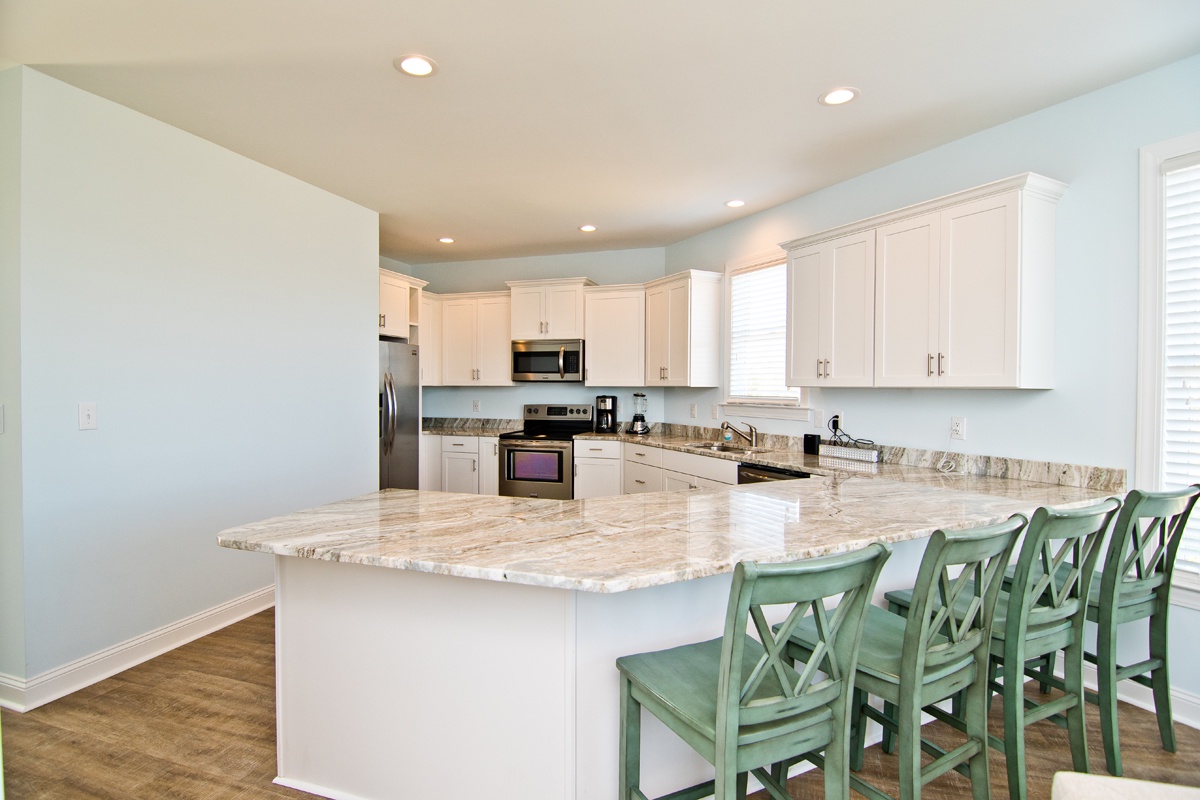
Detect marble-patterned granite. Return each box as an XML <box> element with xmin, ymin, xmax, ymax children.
<box><xmin>423</xmin><ymin>417</ymin><xmax>521</xmax><ymax>435</ymax></box>
<box><xmin>218</xmin><ymin>472</ymin><xmax>1117</xmax><ymax>593</ymax></box>
<box><xmin>576</xmin><ymin>425</ymin><xmax>1126</xmax><ymax>492</ymax></box>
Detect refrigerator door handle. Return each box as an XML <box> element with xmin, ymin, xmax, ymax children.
<box><xmin>385</xmin><ymin>372</ymin><xmax>397</xmax><ymax>454</ymax></box>
<box><xmin>389</xmin><ymin>372</ymin><xmax>399</xmax><ymax>451</ymax></box>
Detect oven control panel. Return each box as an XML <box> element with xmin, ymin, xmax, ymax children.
<box><xmin>522</xmin><ymin>404</ymin><xmax>594</xmax><ymax>421</ymax></box>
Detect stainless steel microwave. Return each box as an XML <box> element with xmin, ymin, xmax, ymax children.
<box><xmin>511</xmin><ymin>339</ymin><xmax>584</xmax><ymax>382</ymax></box>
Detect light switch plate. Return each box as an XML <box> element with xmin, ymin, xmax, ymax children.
<box><xmin>79</xmin><ymin>402</ymin><xmax>98</xmax><ymax>430</ymax></box>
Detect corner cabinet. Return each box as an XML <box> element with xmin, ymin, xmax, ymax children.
<box><xmin>782</xmin><ymin>173</ymin><xmax>1066</xmax><ymax>390</ymax></box>
<box><xmin>379</xmin><ymin>270</ymin><xmax>426</xmax><ymax>340</ymax></box>
<box><xmin>440</xmin><ymin>292</ymin><xmax>513</xmax><ymax>386</ymax></box>
<box><xmin>785</xmin><ymin>230</ymin><xmax>876</xmax><ymax>387</ymax></box>
<box><xmin>506</xmin><ymin>278</ymin><xmax>595</xmax><ymax>340</ymax></box>
<box><xmin>418</xmin><ymin>292</ymin><xmax>442</xmax><ymax>386</ymax></box>
<box><xmin>644</xmin><ymin>270</ymin><xmax>722</xmax><ymax>387</ymax></box>
<box><xmin>584</xmin><ymin>284</ymin><xmax>645</xmax><ymax>387</ymax></box>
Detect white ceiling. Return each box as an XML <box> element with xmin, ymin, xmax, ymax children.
<box><xmin>2</xmin><ymin>1</ymin><xmax>1199</xmax><ymax>265</ymax></box>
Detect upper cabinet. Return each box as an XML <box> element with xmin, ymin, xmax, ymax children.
<box><xmin>644</xmin><ymin>270</ymin><xmax>722</xmax><ymax>387</ymax></box>
<box><xmin>782</xmin><ymin>173</ymin><xmax>1066</xmax><ymax>390</ymax></box>
<box><xmin>785</xmin><ymin>230</ymin><xmax>876</xmax><ymax>387</ymax></box>
<box><xmin>584</xmin><ymin>284</ymin><xmax>645</xmax><ymax>387</ymax></box>
<box><xmin>506</xmin><ymin>278</ymin><xmax>595</xmax><ymax>339</ymax></box>
<box><xmin>441</xmin><ymin>292</ymin><xmax>514</xmax><ymax>386</ymax></box>
<box><xmin>418</xmin><ymin>292</ymin><xmax>441</xmax><ymax>386</ymax></box>
<box><xmin>379</xmin><ymin>270</ymin><xmax>426</xmax><ymax>340</ymax></box>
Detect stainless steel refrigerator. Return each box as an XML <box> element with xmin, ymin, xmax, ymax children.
<box><xmin>379</xmin><ymin>339</ymin><xmax>420</xmax><ymax>489</ymax></box>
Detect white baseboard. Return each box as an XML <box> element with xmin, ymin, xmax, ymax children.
<box><xmin>0</xmin><ymin>586</ymin><xmax>274</xmax><ymax>713</ymax></box>
<box><xmin>1081</xmin><ymin>661</ymin><xmax>1200</xmax><ymax>729</ymax></box>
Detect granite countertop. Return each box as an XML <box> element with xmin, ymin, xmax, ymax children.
<box><xmin>217</xmin><ymin>474</ymin><xmax>1118</xmax><ymax>593</ymax></box>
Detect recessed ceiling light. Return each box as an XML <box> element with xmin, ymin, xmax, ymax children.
<box><xmin>725</xmin><ymin>199</ymin><xmax>746</xmax><ymax>208</ymax></box>
<box><xmin>579</xmin><ymin>225</ymin><xmax>597</xmax><ymax>233</ymax></box>
<box><xmin>438</xmin><ymin>237</ymin><xmax>454</xmax><ymax>244</ymax></box>
<box><xmin>819</xmin><ymin>87</ymin><xmax>859</xmax><ymax>106</ymax></box>
<box><xmin>394</xmin><ymin>55</ymin><xmax>438</xmax><ymax>77</ymax></box>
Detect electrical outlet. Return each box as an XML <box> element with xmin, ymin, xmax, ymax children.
<box><xmin>689</xmin><ymin>403</ymin><xmax>697</xmax><ymax>418</ymax></box>
<box><xmin>78</xmin><ymin>402</ymin><xmax>98</xmax><ymax>430</ymax></box>
<box><xmin>471</xmin><ymin>399</ymin><xmax>481</xmax><ymax>413</ymax></box>
<box><xmin>711</xmin><ymin>404</ymin><xmax>719</xmax><ymax>419</ymax></box>
<box><xmin>812</xmin><ymin>408</ymin><xmax>824</xmax><ymax>428</ymax></box>
<box><xmin>951</xmin><ymin>416</ymin><xmax>966</xmax><ymax>440</ymax></box>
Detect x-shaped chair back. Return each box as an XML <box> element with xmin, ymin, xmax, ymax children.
<box><xmin>1101</xmin><ymin>486</ymin><xmax>1200</xmax><ymax>613</ymax></box>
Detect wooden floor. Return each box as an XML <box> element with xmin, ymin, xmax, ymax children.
<box><xmin>2</xmin><ymin>609</ymin><xmax>1198</xmax><ymax>799</ymax></box>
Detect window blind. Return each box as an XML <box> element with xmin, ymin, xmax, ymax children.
<box><xmin>728</xmin><ymin>262</ymin><xmax>800</xmax><ymax>403</ymax></box>
<box><xmin>1162</xmin><ymin>161</ymin><xmax>1200</xmax><ymax>578</ymax></box>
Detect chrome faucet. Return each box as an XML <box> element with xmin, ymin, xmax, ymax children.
<box><xmin>721</xmin><ymin>421</ymin><xmax>758</xmax><ymax>448</ymax></box>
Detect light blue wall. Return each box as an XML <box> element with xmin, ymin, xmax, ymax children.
<box><xmin>408</xmin><ymin>248</ymin><xmax>667</xmax><ymax>293</ymax></box>
<box><xmin>662</xmin><ymin>55</ymin><xmax>1200</xmax><ymax>476</ymax></box>
<box><xmin>5</xmin><ymin>68</ymin><xmax>379</xmax><ymax>680</ymax></box>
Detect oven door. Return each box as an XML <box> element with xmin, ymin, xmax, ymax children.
<box><xmin>498</xmin><ymin>439</ymin><xmax>573</xmax><ymax>499</ymax></box>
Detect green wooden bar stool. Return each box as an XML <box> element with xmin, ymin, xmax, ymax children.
<box><xmin>616</xmin><ymin>544</ymin><xmax>891</xmax><ymax>800</ymax></box>
<box><xmin>1023</xmin><ymin>485</ymin><xmax>1200</xmax><ymax>776</ymax></box>
<box><xmin>783</xmin><ymin>514</ymin><xmax>1025</xmax><ymax>800</ymax></box>
<box><xmin>885</xmin><ymin>499</ymin><xmax>1121</xmax><ymax>800</ymax></box>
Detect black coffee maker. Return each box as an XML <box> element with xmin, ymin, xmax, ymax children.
<box><xmin>595</xmin><ymin>395</ymin><xmax>618</xmax><ymax>433</ymax></box>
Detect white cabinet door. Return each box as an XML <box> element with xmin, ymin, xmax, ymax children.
<box><xmin>509</xmin><ymin>286</ymin><xmax>545</xmax><ymax>340</ymax></box>
<box><xmin>644</xmin><ymin>283</ymin><xmax>670</xmax><ymax>385</ymax></box>
<box><xmin>825</xmin><ymin>231</ymin><xmax>876</xmax><ymax>387</ymax></box>
<box><xmin>574</xmin><ymin>457</ymin><xmax>622</xmax><ymax>499</ymax></box>
<box><xmin>545</xmin><ymin>284</ymin><xmax>585</xmax><ymax>338</ymax></box>
<box><xmin>662</xmin><ymin>470</ymin><xmax>696</xmax><ymax>491</ymax></box>
<box><xmin>939</xmin><ymin>193</ymin><xmax>1019</xmax><ymax>387</ymax></box>
<box><xmin>478</xmin><ymin>437</ymin><xmax>500</xmax><ymax>496</ymax></box>
<box><xmin>584</xmin><ymin>286</ymin><xmax>645</xmax><ymax>387</ymax></box>
<box><xmin>379</xmin><ymin>271</ymin><xmax>412</xmax><ymax>339</ymax></box>
<box><xmin>441</xmin><ymin>297</ymin><xmax>478</xmax><ymax>385</ymax></box>
<box><xmin>874</xmin><ymin>212</ymin><xmax>940</xmax><ymax>387</ymax></box>
<box><xmin>442</xmin><ymin>451</ymin><xmax>479</xmax><ymax>494</ymax></box>
<box><xmin>664</xmin><ymin>279</ymin><xmax>691</xmax><ymax>386</ymax></box>
<box><xmin>476</xmin><ymin>294</ymin><xmax>514</xmax><ymax>386</ymax></box>
<box><xmin>419</xmin><ymin>293</ymin><xmax>441</xmax><ymax>386</ymax></box>
<box><xmin>786</xmin><ymin>246</ymin><xmax>823</xmax><ymax>386</ymax></box>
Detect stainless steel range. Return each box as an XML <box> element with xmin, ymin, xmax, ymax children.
<box><xmin>498</xmin><ymin>404</ymin><xmax>594</xmax><ymax>499</ymax></box>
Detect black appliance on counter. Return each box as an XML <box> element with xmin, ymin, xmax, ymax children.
<box><xmin>498</xmin><ymin>404</ymin><xmax>594</xmax><ymax>499</ymax></box>
<box><xmin>595</xmin><ymin>395</ymin><xmax>618</xmax><ymax>433</ymax></box>
<box><xmin>736</xmin><ymin>463</ymin><xmax>811</xmax><ymax>483</ymax></box>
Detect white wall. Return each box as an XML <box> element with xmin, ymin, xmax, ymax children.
<box><xmin>1</xmin><ymin>68</ymin><xmax>379</xmax><ymax>684</ymax></box>
<box><xmin>409</xmin><ymin>248</ymin><xmax>666</xmax><ymax>293</ymax></box>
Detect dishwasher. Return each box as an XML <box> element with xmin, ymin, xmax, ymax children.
<box><xmin>736</xmin><ymin>463</ymin><xmax>811</xmax><ymax>483</ymax></box>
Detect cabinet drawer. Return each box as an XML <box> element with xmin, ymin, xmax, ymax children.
<box><xmin>623</xmin><ymin>442</ymin><xmax>663</xmax><ymax>467</ymax></box>
<box><xmin>661</xmin><ymin>449</ymin><xmax>738</xmax><ymax>484</ymax></box>
<box><xmin>623</xmin><ymin>461</ymin><xmax>663</xmax><ymax>494</ymax></box>
<box><xmin>442</xmin><ymin>435</ymin><xmax>479</xmax><ymax>453</ymax></box>
<box><xmin>574</xmin><ymin>439</ymin><xmax>622</xmax><ymax>459</ymax></box>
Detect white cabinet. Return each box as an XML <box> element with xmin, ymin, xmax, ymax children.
<box><xmin>872</xmin><ymin>175</ymin><xmax>1063</xmax><ymax>388</ymax></box>
<box><xmin>584</xmin><ymin>285</ymin><xmax>645</xmax><ymax>387</ymax></box>
<box><xmin>506</xmin><ymin>278</ymin><xmax>594</xmax><ymax>340</ymax></box>
<box><xmin>419</xmin><ymin>434</ymin><xmax>442</xmax><ymax>491</ymax></box>
<box><xmin>573</xmin><ymin>439</ymin><xmax>622</xmax><ymax>499</ymax></box>
<box><xmin>644</xmin><ymin>271</ymin><xmax>722</xmax><ymax>387</ymax></box>
<box><xmin>418</xmin><ymin>292</ymin><xmax>441</xmax><ymax>386</ymax></box>
<box><xmin>441</xmin><ymin>436</ymin><xmax>480</xmax><ymax>494</ymax></box>
<box><xmin>379</xmin><ymin>270</ymin><xmax>426</xmax><ymax>340</ymax></box>
<box><xmin>622</xmin><ymin>442</ymin><xmax>663</xmax><ymax>494</ymax></box>
<box><xmin>785</xmin><ymin>230</ymin><xmax>876</xmax><ymax>387</ymax></box>
<box><xmin>440</xmin><ymin>292</ymin><xmax>514</xmax><ymax>386</ymax></box>
<box><xmin>661</xmin><ymin>448</ymin><xmax>738</xmax><ymax>487</ymax></box>
<box><xmin>478</xmin><ymin>436</ymin><xmax>500</xmax><ymax>496</ymax></box>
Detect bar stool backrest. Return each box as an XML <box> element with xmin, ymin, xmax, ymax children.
<box><xmin>1100</xmin><ymin>486</ymin><xmax>1200</xmax><ymax>620</ymax></box>
<box><xmin>716</xmin><ymin>544</ymin><xmax>890</xmax><ymax>751</ymax></box>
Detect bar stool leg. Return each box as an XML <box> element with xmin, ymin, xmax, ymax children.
<box><xmin>619</xmin><ymin>676</ymin><xmax>641</xmax><ymax>800</ymax></box>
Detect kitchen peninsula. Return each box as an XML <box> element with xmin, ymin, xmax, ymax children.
<box><xmin>218</xmin><ymin>465</ymin><xmax>1119</xmax><ymax>800</ymax></box>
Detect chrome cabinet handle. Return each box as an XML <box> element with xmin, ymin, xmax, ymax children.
<box><xmin>635</xmin><ymin>479</ymin><xmax>646</xmax><ymax>485</ymax></box>
<box><xmin>589</xmin><ymin>447</ymin><xmax>603</xmax><ymax>452</ymax></box>
<box><xmin>824</xmin><ymin>359</ymin><xmax>830</xmax><ymax>378</ymax></box>
<box><xmin>379</xmin><ymin>313</ymin><xmax>385</xmax><ymax>327</ymax></box>
<box><xmin>452</xmin><ymin>442</ymin><xmax>465</xmax><ymax>446</ymax></box>
<box><xmin>927</xmin><ymin>354</ymin><xmax>934</xmax><ymax>377</ymax></box>
<box><xmin>816</xmin><ymin>358</ymin><xmax>823</xmax><ymax>379</ymax></box>
<box><xmin>494</xmin><ymin>443</ymin><xmax>498</xmax><ymax>456</ymax></box>
<box><xmin>472</xmin><ymin>459</ymin><xmax>477</xmax><ymax>472</ymax></box>
<box><xmin>938</xmin><ymin>353</ymin><xmax>945</xmax><ymax>376</ymax></box>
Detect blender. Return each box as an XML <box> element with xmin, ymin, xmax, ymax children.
<box><xmin>630</xmin><ymin>392</ymin><xmax>650</xmax><ymax>435</ymax></box>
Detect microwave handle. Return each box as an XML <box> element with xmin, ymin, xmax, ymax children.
<box><xmin>558</xmin><ymin>346</ymin><xmax>565</xmax><ymax>379</ymax></box>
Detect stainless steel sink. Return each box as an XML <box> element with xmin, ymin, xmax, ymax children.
<box><xmin>683</xmin><ymin>442</ymin><xmax>765</xmax><ymax>454</ymax></box>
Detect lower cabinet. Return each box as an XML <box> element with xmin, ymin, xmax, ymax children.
<box><xmin>621</xmin><ymin>443</ymin><xmax>738</xmax><ymax>494</ymax></box>
<box><xmin>573</xmin><ymin>440</ymin><xmax>622</xmax><ymax>499</ymax></box>
<box><xmin>420</xmin><ymin>434</ymin><xmax>442</xmax><ymax>491</ymax></box>
<box><xmin>441</xmin><ymin>436</ymin><xmax>499</xmax><ymax>495</ymax></box>
<box><xmin>622</xmin><ymin>442</ymin><xmax>663</xmax><ymax>494</ymax></box>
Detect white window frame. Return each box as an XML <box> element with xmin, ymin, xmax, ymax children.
<box><xmin>721</xmin><ymin>250</ymin><xmax>812</xmax><ymax>421</ymax></box>
<box><xmin>1136</xmin><ymin>130</ymin><xmax>1200</xmax><ymax>611</ymax></box>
